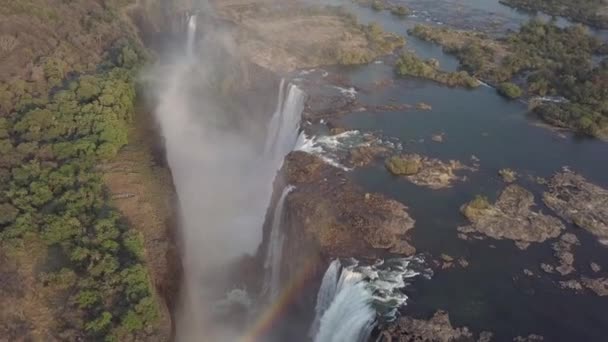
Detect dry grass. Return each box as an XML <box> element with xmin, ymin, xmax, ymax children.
<box><xmin>100</xmin><ymin>107</ymin><xmax>176</xmax><ymax>339</ymax></box>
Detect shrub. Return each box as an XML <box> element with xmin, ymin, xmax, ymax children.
<box><xmin>391</xmin><ymin>5</ymin><xmax>410</xmax><ymax>17</ymax></box>
<box><xmin>498</xmin><ymin>82</ymin><xmax>523</xmax><ymax>99</ymax></box>
<box><xmin>371</xmin><ymin>1</ymin><xmax>384</xmax><ymax>11</ymax></box>
<box><xmin>385</xmin><ymin>155</ymin><xmax>421</xmax><ymax>175</ymax></box>
<box><xmin>469</xmin><ymin>195</ymin><xmax>490</xmax><ymax>209</ymax></box>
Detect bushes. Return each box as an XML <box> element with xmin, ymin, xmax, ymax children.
<box><xmin>410</xmin><ymin>20</ymin><xmax>608</xmax><ymax>138</ymax></box>
<box><xmin>390</xmin><ymin>6</ymin><xmax>410</xmax><ymax>17</ymax></box>
<box><xmin>385</xmin><ymin>155</ymin><xmax>422</xmax><ymax>175</ymax></box>
<box><xmin>371</xmin><ymin>0</ymin><xmax>384</xmax><ymax>11</ymax></box>
<box><xmin>0</xmin><ymin>40</ymin><xmax>160</xmax><ymax>339</ymax></box>
<box><xmin>395</xmin><ymin>53</ymin><xmax>480</xmax><ymax>88</ymax></box>
<box><xmin>498</xmin><ymin>82</ymin><xmax>523</xmax><ymax>99</ymax></box>
<box><xmin>499</xmin><ymin>0</ymin><xmax>608</xmax><ymax>29</ymax></box>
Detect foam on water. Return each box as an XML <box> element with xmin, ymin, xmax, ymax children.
<box><xmin>311</xmin><ymin>257</ymin><xmax>431</xmax><ymax>342</ymax></box>
<box><xmin>263</xmin><ymin>185</ymin><xmax>296</xmax><ymax>300</ymax></box>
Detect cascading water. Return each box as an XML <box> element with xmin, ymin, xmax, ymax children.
<box><xmin>259</xmin><ymin>80</ymin><xmax>305</xmax><ymax>302</ymax></box>
<box><xmin>186</xmin><ymin>14</ymin><xmax>197</xmax><ymax>58</ymax></box>
<box><xmin>311</xmin><ymin>257</ymin><xmax>432</xmax><ymax>342</ymax></box>
<box><xmin>264</xmin><ymin>78</ymin><xmax>286</xmax><ymax>155</ymax></box>
<box><xmin>153</xmin><ymin>12</ymin><xmax>307</xmax><ymax>340</ymax></box>
<box><xmin>263</xmin><ymin>185</ymin><xmax>295</xmax><ymax>300</ymax></box>
<box><xmin>264</xmin><ymin>82</ymin><xmax>306</xmax><ymax>167</ymax></box>
<box><xmin>309</xmin><ymin>259</ymin><xmax>344</xmax><ymax>338</ymax></box>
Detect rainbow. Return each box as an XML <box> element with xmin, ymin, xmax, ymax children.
<box><xmin>240</xmin><ymin>258</ymin><xmax>320</xmax><ymax>342</ymax></box>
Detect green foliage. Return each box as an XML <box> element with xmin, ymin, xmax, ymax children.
<box><xmin>86</xmin><ymin>311</ymin><xmax>113</xmax><ymax>333</ymax></box>
<box><xmin>395</xmin><ymin>53</ymin><xmax>479</xmax><ymax>88</ymax></box>
<box><xmin>371</xmin><ymin>1</ymin><xmax>384</xmax><ymax>11</ymax></box>
<box><xmin>390</xmin><ymin>5</ymin><xmax>410</xmax><ymax>17</ymax></box>
<box><xmin>411</xmin><ymin>20</ymin><xmax>608</xmax><ymax>138</ymax></box>
<box><xmin>498</xmin><ymin>82</ymin><xmax>523</xmax><ymax>99</ymax></box>
<box><xmin>499</xmin><ymin>0</ymin><xmax>608</xmax><ymax>29</ymax></box>
<box><xmin>385</xmin><ymin>155</ymin><xmax>422</xmax><ymax>175</ymax></box>
<box><xmin>0</xmin><ymin>40</ymin><xmax>158</xmax><ymax>339</ymax></box>
<box><xmin>469</xmin><ymin>195</ymin><xmax>490</xmax><ymax>209</ymax></box>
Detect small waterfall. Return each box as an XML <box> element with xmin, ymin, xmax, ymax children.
<box><xmin>264</xmin><ymin>82</ymin><xmax>306</xmax><ymax>166</ymax></box>
<box><xmin>311</xmin><ymin>257</ymin><xmax>432</xmax><ymax>342</ymax></box>
<box><xmin>186</xmin><ymin>14</ymin><xmax>197</xmax><ymax>57</ymax></box>
<box><xmin>263</xmin><ymin>185</ymin><xmax>295</xmax><ymax>300</ymax></box>
<box><xmin>314</xmin><ymin>273</ymin><xmax>375</xmax><ymax>342</ymax></box>
<box><xmin>309</xmin><ymin>259</ymin><xmax>341</xmax><ymax>338</ymax></box>
<box><xmin>264</xmin><ymin>78</ymin><xmax>286</xmax><ymax>154</ymax></box>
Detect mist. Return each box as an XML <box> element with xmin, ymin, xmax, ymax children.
<box><xmin>146</xmin><ymin>4</ymin><xmax>304</xmax><ymax>340</ymax></box>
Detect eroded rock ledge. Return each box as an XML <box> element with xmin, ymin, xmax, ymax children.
<box><xmin>283</xmin><ymin>151</ymin><xmax>416</xmax><ymax>258</ymax></box>
<box><xmin>378</xmin><ymin>310</ymin><xmax>491</xmax><ymax>342</ymax></box>
<box><xmin>459</xmin><ymin>185</ymin><xmax>564</xmax><ymax>247</ymax></box>
<box><xmin>543</xmin><ymin>170</ymin><xmax>608</xmax><ymax>245</ymax></box>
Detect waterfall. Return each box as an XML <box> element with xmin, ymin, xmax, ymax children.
<box><xmin>186</xmin><ymin>14</ymin><xmax>197</xmax><ymax>57</ymax></box>
<box><xmin>153</xmin><ymin>10</ymin><xmax>307</xmax><ymax>339</ymax></box>
<box><xmin>311</xmin><ymin>257</ymin><xmax>432</xmax><ymax>342</ymax></box>
<box><xmin>314</xmin><ymin>276</ymin><xmax>375</xmax><ymax>342</ymax></box>
<box><xmin>264</xmin><ymin>82</ymin><xmax>306</xmax><ymax>166</ymax></box>
<box><xmin>264</xmin><ymin>78</ymin><xmax>286</xmax><ymax>154</ymax></box>
<box><xmin>309</xmin><ymin>259</ymin><xmax>341</xmax><ymax>337</ymax></box>
<box><xmin>263</xmin><ymin>185</ymin><xmax>295</xmax><ymax>300</ymax></box>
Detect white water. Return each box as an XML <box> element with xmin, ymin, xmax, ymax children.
<box><xmin>264</xmin><ymin>82</ymin><xmax>306</xmax><ymax>167</ymax></box>
<box><xmin>309</xmin><ymin>259</ymin><xmax>341</xmax><ymax>337</ymax></box>
<box><xmin>311</xmin><ymin>257</ymin><xmax>431</xmax><ymax>342</ymax></box>
<box><xmin>296</xmin><ymin>130</ymin><xmax>402</xmax><ymax>171</ymax></box>
<box><xmin>263</xmin><ymin>185</ymin><xmax>295</xmax><ymax>300</ymax></box>
<box><xmin>264</xmin><ymin>78</ymin><xmax>286</xmax><ymax>155</ymax></box>
<box><xmin>313</xmin><ymin>265</ymin><xmax>375</xmax><ymax>342</ymax></box>
<box><xmin>152</xmin><ymin>14</ymin><xmax>306</xmax><ymax>340</ymax></box>
<box><xmin>186</xmin><ymin>14</ymin><xmax>197</xmax><ymax>58</ymax></box>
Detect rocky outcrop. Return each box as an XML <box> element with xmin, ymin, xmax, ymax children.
<box><xmin>499</xmin><ymin>168</ymin><xmax>517</xmax><ymax>183</ymax></box>
<box><xmin>386</xmin><ymin>154</ymin><xmax>476</xmax><ymax>189</ymax></box>
<box><xmin>378</xmin><ymin>310</ymin><xmax>489</xmax><ymax>342</ymax></box>
<box><xmin>349</xmin><ymin>145</ymin><xmax>392</xmax><ymax>167</ymax></box>
<box><xmin>550</xmin><ymin>233</ymin><xmax>579</xmax><ymax>275</ymax></box>
<box><xmin>459</xmin><ymin>185</ymin><xmax>565</xmax><ymax>246</ymax></box>
<box><xmin>543</xmin><ymin>171</ymin><xmax>608</xmax><ymax>245</ymax></box>
<box><xmin>282</xmin><ymin>151</ymin><xmax>416</xmax><ymax>259</ymax></box>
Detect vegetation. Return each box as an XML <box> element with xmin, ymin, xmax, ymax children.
<box><xmin>395</xmin><ymin>53</ymin><xmax>480</xmax><ymax>88</ymax></box>
<box><xmin>0</xmin><ymin>39</ymin><xmax>160</xmax><ymax>340</ymax></box>
<box><xmin>462</xmin><ymin>194</ymin><xmax>492</xmax><ymax>219</ymax></box>
<box><xmin>371</xmin><ymin>0</ymin><xmax>384</xmax><ymax>11</ymax></box>
<box><xmin>469</xmin><ymin>195</ymin><xmax>491</xmax><ymax>209</ymax></box>
<box><xmin>498</xmin><ymin>82</ymin><xmax>523</xmax><ymax>99</ymax></box>
<box><xmin>335</xmin><ymin>22</ymin><xmax>405</xmax><ymax>65</ymax></box>
<box><xmin>391</xmin><ymin>6</ymin><xmax>411</xmax><ymax>17</ymax></box>
<box><xmin>409</xmin><ymin>20</ymin><xmax>608</xmax><ymax>138</ymax></box>
<box><xmin>353</xmin><ymin>0</ymin><xmax>411</xmax><ymax>18</ymax></box>
<box><xmin>499</xmin><ymin>0</ymin><xmax>608</xmax><ymax>29</ymax></box>
<box><xmin>385</xmin><ymin>155</ymin><xmax>422</xmax><ymax>175</ymax></box>
<box><xmin>499</xmin><ymin>168</ymin><xmax>518</xmax><ymax>182</ymax></box>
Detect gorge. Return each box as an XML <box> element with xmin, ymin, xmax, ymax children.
<box><xmin>2</xmin><ymin>0</ymin><xmax>608</xmax><ymax>341</ymax></box>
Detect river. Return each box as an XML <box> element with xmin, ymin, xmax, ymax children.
<box><xmin>294</xmin><ymin>0</ymin><xmax>608</xmax><ymax>340</ymax></box>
